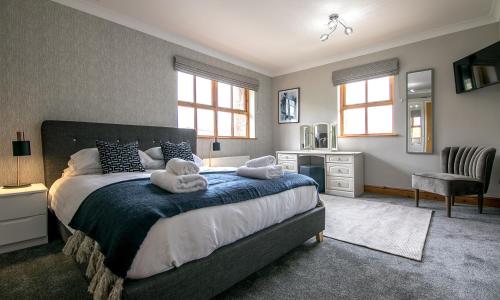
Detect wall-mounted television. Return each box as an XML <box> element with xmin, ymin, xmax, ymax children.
<box><xmin>453</xmin><ymin>41</ymin><xmax>500</xmax><ymax>94</ymax></box>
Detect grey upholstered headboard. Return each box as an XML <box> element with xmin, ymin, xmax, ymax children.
<box><xmin>41</xmin><ymin>120</ymin><xmax>197</xmax><ymax>188</ymax></box>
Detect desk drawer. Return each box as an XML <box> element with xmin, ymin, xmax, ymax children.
<box><xmin>0</xmin><ymin>215</ymin><xmax>46</xmax><ymax>246</ymax></box>
<box><xmin>277</xmin><ymin>153</ymin><xmax>297</xmax><ymax>162</ymax></box>
<box><xmin>326</xmin><ymin>163</ymin><xmax>353</xmax><ymax>178</ymax></box>
<box><xmin>0</xmin><ymin>192</ymin><xmax>46</xmax><ymax>222</ymax></box>
<box><xmin>279</xmin><ymin>161</ymin><xmax>297</xmax><ymax>172</ymax></box>
<box><xmin>326</xmin><ymin>177</ymin><xmax>354</xmax><ymax>192</ymax></box>
<box><xmin>326</xmin><ymin>155</ymin><xmax>353</xmax><ymax>164</ymax></box>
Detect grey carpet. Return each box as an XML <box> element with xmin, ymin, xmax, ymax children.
<box><xmin>322</xmin><ymin>196</ymin><xmax>433</xmax><ymax>260</ymax></box>
<box><xmin>1</xmin><ymin>194</ymin><xmax>500</xmax><ymax>300</ymax></box>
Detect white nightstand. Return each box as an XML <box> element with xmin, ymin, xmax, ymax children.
<box><xmin>0</xmin><ymin>183</ymin><xmax>48</xmax><ymax>254</ymax></box>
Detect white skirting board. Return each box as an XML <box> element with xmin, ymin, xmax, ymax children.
<box><xmin>202</xmin><ymin>156</ymin><xmax>250</xmax><ymax>167</ymax></box>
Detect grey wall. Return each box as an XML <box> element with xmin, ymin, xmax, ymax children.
<box><xmin>0</xmin><ymin>0</ymin><xmax>273</xmax><ymax>186</ymax></box>
<box><xmin>272</xmin><ymin>24</ymin><xmax>500</xmax><ymax>197</ymax></box>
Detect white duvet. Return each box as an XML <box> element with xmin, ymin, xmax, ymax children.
<box><xmin>49</xmin><ymin>168</ymin><xmax>318</xmax><ymax>279</ymax></box>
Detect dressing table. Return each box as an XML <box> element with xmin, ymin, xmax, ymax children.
<box><xmin>276</xmin><ymin>123</ymin><xmax>364</xmax><ymax>198</ymax></box>
<box><xmin>276</xmin><ymin>150</ymin><xmax>363</xmax><ymax>197</ymax></box>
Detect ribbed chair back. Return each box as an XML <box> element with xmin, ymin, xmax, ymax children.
<box><xmin>441</xmin><ymin>146</ymin><xmax>496</xmax><ymax>193</ymax></box>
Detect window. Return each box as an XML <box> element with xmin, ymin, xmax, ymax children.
<box><xmin>339</xmin><ymin>76</ymin><xmax>395</xmax><ymax>136</ymax></box>
<box><xmin>177</xmin><ymin>72</ymin><xmax>256</xmax><ymax>138</ymax></box>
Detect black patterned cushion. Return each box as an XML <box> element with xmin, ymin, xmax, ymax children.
<box><xmin>160</xmin><ymin>141</ymin><xmax>194</xmax><ymax>163</ymax></box>
<box><xmin>96</xmin><ymin>140</ymin><xmax>145</xmax><ymax>174</ymax></box>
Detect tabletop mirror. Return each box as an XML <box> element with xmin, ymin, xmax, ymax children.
<box><xmin>407</xmin><ymin>69</ymin><xmax>433</xmax><ymax>154</ymax></box>
<box><xmin>313</xmin><ymin>123</ymin><xmax>330</xmax><ymax>149</ymax></box>
<box><xmin>331</xmin><ymin>123</ymin><xmax>338</xmax><ymax>150</ymax></box>
<box><xmin>300</xmin><ymin>125</ymin><xmax>313</xmax><ymax>150</ymax></box>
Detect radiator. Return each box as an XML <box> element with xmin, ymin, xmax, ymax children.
<box><xmin>202</xmin><ymin>156</ymin><xmax>250</xmax><ymax>167</ymax></box>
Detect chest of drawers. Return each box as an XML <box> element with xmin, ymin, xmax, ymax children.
<box><xmin>324</xmin><ymin>153</ymin><xmax>364</xmax><ymax>197</ymax></box>
<box><xmin>0</xmin><ymin>184</ymin><xmax>48</xmax><ymax>254</ymax></box>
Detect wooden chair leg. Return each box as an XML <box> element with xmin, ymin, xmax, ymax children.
<box><xmin>315</xmin><ymin>231</ymin><xmax>324</xmax><ymax>243</ymax></box>
<box><xmin>415</xmin><ymin>189</ymin><xmax>420</xmax><ymax>207</ymax></box>
<box><xmin>478</xmin><ymin>192</ymin><xmax>484</xmax><ymax>214</ymax></box>
<box><xmin>445</xmin><ymin>196</ymin><xmax>452</xmax><ymax>218</ymax></box>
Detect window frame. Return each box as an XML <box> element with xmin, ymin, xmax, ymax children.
<box><xmin>177</xmin><ymin>74</ymin><xmax>253</xmax><ymax>139</ymax></box>
<box><xmin>339</xmin><ymin>76</ymin><xmax>396</xmax><ymax>137</ymax></box>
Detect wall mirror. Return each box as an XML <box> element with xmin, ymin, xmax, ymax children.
<box><xmin>300</xmin><ymin>125</ymin><xmax>313</xmax><ymax>150</ymax></box>
<box><xmin>407</xmin><ymin>69</ymin><xmax>433</xmax><ymax>154</ymax></box>
<box><xmin>313</xmin><ymin>123</ymin><xmax>330</xmax><ymax>149</ymax></box>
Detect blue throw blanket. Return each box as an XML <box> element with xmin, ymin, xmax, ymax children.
<box><xmin>69</xmin><ymin>171</ymin><xmax>317</xmax><ymax>277</ymax></box>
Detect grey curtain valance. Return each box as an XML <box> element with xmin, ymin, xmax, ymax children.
<box><xmin>174</xmin><ymin>56</ymin><xmax>259</xmax><ymax>91</ymax></box>
<box><xmin>332</xmin><ymin>58</ymin><xmax>399</xmax><ymax>86</ymax></box>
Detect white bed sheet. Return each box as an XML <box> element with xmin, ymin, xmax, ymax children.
<box><xmin>49</xmin><ymin>169</ymin><xmax>318</xmax><ymax>279</ymax></box>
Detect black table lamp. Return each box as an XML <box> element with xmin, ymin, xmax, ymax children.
<box><xmin>4</xmin><ymin>131</ymin><xmax>31</xmax><ymax>188</ymax></box>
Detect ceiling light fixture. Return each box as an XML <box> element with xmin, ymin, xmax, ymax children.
<box><xmin>320</xmin><ymin>13</ymin><xmax>353</xmax><ymax>42</ymax></box>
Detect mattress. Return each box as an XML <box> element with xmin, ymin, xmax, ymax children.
<box><xmin>49</xmin><ymin>169</ymin><xmax>318</xmax><ymax>279</ymax></box>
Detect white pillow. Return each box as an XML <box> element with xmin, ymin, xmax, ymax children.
<box><xmin>68</xmin><ymin>148</ymin><xmax>101</xmax><ymax>170</ymax></box>
<box><xmin>64</xmin><ymin>148</ymin><xmax>154</xmax><ymax>177</ymax></box>
<box><xmin>144</xmin><ymin>147</ymin><xmax>203</xmax><ymax>167</ymax></box>
<box><xmin>193</xmin><ymin>154</ymin><xmax>204</xmax><ymax>167</ymax></box>
<box><xmin>139</xmin><ymin>151</ymin><xmax>166</xmax><ymax>169</ymax></box>
<box><xmin>145</xmin><ymin>147</ymin><xmax>164</xmax><ymax>160</ymax></box>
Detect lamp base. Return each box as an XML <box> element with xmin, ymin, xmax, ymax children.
<box><xmin>2</xmin><ymin>183</ymin><xmax>32</xmax><ymax>189</ymax></box>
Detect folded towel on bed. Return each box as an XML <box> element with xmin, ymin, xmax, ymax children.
<box><xmin>166</xmin><ymin>158</ymin><xmax>200</xmax><ymax>175</ymax></box>
<box><xmin>151</xmin><ymin>170</ymin><xmax>208</xmax><ymax>193</ymax></box>
<box><xmin>236</xmin><ymin>165</ymin><xmax>284</xmax><ymax>180</ymax></box>
<box><xmin>245</xmin><ymin>155</ymin><xmax>276</xmax><ymax>168</ymax></box>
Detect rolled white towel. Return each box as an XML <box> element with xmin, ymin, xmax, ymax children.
<box><xmin>151</xmin><ymin>170</ymin><xmax>208</xmax><ymax>193</ymax></box>
<box><xmin>166</xmin><ymin>158</ymin><xmax>200</xmax><ymax>175</ymax></box>
<box><xmin>236</xmin><ymin>165</ymin><xmax>284</xmax><ymax>180</ymax></box>
<box><xmin>245</xmin><ymin>155</ymin><xmax>276</xmax><ymax>168</ymax></box>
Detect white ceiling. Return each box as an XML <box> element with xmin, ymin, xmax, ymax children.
<box><xmin>54</xmin><ymin>0</ymin><xmax>500</xmax><ymax>76</ymax></box>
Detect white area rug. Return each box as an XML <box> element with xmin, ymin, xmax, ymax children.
<box><xmin>322</xmin><ymin>195</ymin><xmax>433</xmax><ymax>261</ymax></box>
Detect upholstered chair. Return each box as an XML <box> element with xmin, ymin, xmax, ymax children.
<box><xmin>412</xmin><ymin>146</ymin><xmax>496</xmax><ymax>217</ymax></box>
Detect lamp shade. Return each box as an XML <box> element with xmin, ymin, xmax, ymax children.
<box><xmin>212</xmin><ymin>141</ymin><xmax>221</xmax><ymax>151</ymax></box>
<box><xmin>12</xmin><ymin>141</ymin><xmax>31</xmax><ymax>156</ymax></box>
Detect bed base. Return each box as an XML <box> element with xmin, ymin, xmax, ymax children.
<box><xmin>55</xmin><ymin>206</ymin><xmax>325</xmax><ymax>299</ymax></box>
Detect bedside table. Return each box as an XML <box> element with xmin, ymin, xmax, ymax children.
<box><xmin>0</xmin><ymin>183</ymin><xmax>48</xmax><ymax>254</ymax></box>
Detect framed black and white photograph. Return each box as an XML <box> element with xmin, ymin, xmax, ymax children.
<box><xmin>278</xmin><ymin>88</ymin><xmax>300</xmax><ymax>124</ymax></box>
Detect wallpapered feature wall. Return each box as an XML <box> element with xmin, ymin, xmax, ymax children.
<box><xmin>0</xmin><ymin>0</ymin><xmax>273</xmax><ymax>186</ymax></box>
<box><xmin>272</xmin><ymin>24</ymin><xmax>500</xmax><ymax>197</ymax></box>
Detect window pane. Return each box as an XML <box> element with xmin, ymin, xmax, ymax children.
<box><xmin>233</xmin><ymin>113</ymin><xmax>247</xmax><ymax>137</ymax></box>
<box><xmin>197</xmin><ymin>108</ymin><xmax>214</xmax><ymax>136</ymax></box>
<box><xmin>412</xmin><ymin>117</ymin><xmax>421</xmax><ymax>127</ymax></box>
<box><xmin>249</xmin><ymin>90</ymin><xmax>256</xmax><ymax>138</ymax></box>
<box><xmin>367</xmin><ymin>105</ymin><xmax>393</xmax><ymax>134</ymax></box>
<box><xmin>218</xmin><ymin>82</ymin><xmax>231</xmax><ymax>108</ymax></box>
<box><xmin>368</xmin><ymin>76</ymin><xmax>390</xmax><ymax>102</ymax></box>
<box><xmin>177</xmin><ymin>106</ymin><xmax>194</xmax><ymax>129</ymax></box>
<box><xmin>343</xmin><ymin>108</ymin><xmax>365</xmax><ymax>135</ymax></box>
<box><xmin>178</xmin><ymin>72</ymin><xmax>193</xmax><ymax>102</ymax></box>
<box><xmin>217</xmin><ymin>111</ymin><xmax>232</xmax><ymax>136</ymax></box>
<box><xmin>196</xmin><ymin>77</ymin><xmax>212</xmax><ymax>105</ymax></box>
<box><xmin>411</xmin><ymin>127</ymin><xmax>422</xmax><ymax>138</ymax></box>
<box><xmin>345</xmin><ymin>81</ymin><xmax>366</xmax><ymax>105</ymax></box>
<box><xmin>233</xmin><ymin>86</ymin><xmax>245</xmax><ymax>110</ymax></box>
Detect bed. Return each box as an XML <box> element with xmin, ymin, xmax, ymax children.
<box><xmin>41</xmin><ymin>120</ymin><xmax>325</xmax><ymax>299</ymax></box>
